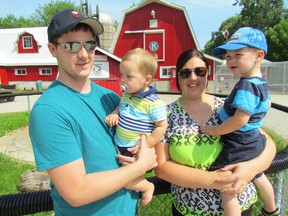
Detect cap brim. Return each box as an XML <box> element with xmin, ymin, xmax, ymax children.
<box><xmin>80</xmin><ymin>18</ymin><xmax>104</xmax><ymax>36</ymax></box>
<box><xmin>213</xmin><ymin>43</ymin><xmax>248</xmax><ymax>56</ymax></box>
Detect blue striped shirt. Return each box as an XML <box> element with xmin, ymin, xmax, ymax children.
<box><xmin>220</xmin><ymin>77</ymin><xmax>270</xmax><ymax>132</ymax></box>
<box><xmin>115</xmin><ymin>86</ymin><xmax>167</xmax><ymax>147</ymax></box>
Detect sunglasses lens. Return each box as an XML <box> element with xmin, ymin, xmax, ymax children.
<box><xmin>179</xmin><ymin>69</ymin><xmax>191</xmax><ymax>79</ymax></box>
<box><xmin>83</xmin><ymin>41</ymin><xmax>97</xmax><ymax>51</ymax></box>
<box><xmin>71</xmin><ymin>42</ymin><xmax>83</xmax><ymax>52</ymax></box>
<box><xmin>61</xmin><ymin>41</ymin><xmax>97</xmax><ymax>53</ymax></box>
<box><xmin>62</xmin><ymin>42</ymin><xmax>82</xmax><ymax>53</ymax></box>
<box><xmin>179</xmin><ymin>67</ymin><xmax>207</xmax><ymax>79</ymax></box>
<box><xmin>194</xmin><ymin>67</ymin><xmax>207</xmax><ymax>77</ymax></box>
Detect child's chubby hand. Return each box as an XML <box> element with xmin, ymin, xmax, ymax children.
<box><xmin>200</xmin><ymin>125</ymin><xmax>217</xmax><ymax>136</ymax></box>
<box><xmin>105</xmin><ymin>113</ymin><xmax>119</xmax><ymax>126</ymax></box>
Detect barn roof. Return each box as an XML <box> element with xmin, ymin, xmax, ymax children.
<box><xmin>95</xmin><ymin>46</ymin><xmax>121</xmax><ymax>62</ymax></box>
<box><xmin>110</xmin><ymin>0</ymin><xmax>201</xmax><ymax>52</ymax></box>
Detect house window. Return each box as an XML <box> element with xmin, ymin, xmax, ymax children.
<box><xmin>159</xmin><ymin>66</ymin><xmax>172</xmax><ymax>78</ymax></box>
<box><xmin>15</xmin><ymin>68</ymin><xmax>27</xmax><ymax>76</ymax></box>
<box><xmin>22</xmin><ymin>36</ymin><xmax>33</xmax><ymax>49</ymax></box>
<box><xmin>39</xmin><ymin>68</ymin><xmax>52</xmax><ymax>75</ymax></box>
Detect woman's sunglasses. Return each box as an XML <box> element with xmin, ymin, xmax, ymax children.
<box><xmin>54</xmin><ymin>40</ymin><xmax>97</xmax><ymax>53</ymax></box>
<box><xmin>178</xmin><ymin>67</ymin><xmax>208</xmax><ymax>79</ymax></box>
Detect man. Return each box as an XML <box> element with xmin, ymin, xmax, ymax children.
<box><xmin>29</xmin><ymin>9</ymin><xmax>156</xmax><ymax>216</ymax></box>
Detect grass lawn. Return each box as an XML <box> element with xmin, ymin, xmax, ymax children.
<box><xmin>0</xmin><ymin>111</ymin><xmax>30</xmax><ymax>137</ymax></box>
<box><xmin>0</xmin><ymin>111</ymin><xmax>32</xmax><ymax>195</ymax></box>
<box><xmin>0</xmin><ymin>154</ymin><xmax>35</xmax><ymax>194</ymax></box>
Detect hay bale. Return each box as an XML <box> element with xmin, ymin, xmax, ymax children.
<box><xmin>17</xmin><ymin>169</ymin><xmax>50</xmax><ymax>192</ymax></box>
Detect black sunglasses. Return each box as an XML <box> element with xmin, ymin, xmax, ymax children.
<box><xmin>178</xmin><ymin>67</ymin><xmax>208</xmax><ymax>79</ymax></box>
<box><xmin>54</xmin><ymin>40</ymin><xmax>97</xmax><ymax>53</ymax></box>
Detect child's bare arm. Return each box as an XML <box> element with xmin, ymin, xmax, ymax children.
<box><xmin>105</xmin><ymin>106</ymin><xmax>120</xmax><ymax>126</ymax></box>
<box><xmin>201</xmin><ymin>109</ymin><xmax>250</xmax><ymax>136</ymax></box>
<box><xmin>146</xmin><ymin>119</ymin><xmax>168</xmax><ymax>148</ymax></box>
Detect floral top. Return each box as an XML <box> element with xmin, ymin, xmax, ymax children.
<box><xmin>163</xmin><ymin>97</ymin><xmax>257</xmax><ymax>216</ymax></box>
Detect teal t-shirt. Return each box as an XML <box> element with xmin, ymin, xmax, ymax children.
<box><xmin>29</xmin><ymin>81</ymin><xmax>138</xmax><ymax>216</ymax></box>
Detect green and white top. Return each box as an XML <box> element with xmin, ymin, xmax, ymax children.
<box><xmin>163</xmin><ymin>97</ymin><xmax>257</xmax><ymax>216</ymax></box>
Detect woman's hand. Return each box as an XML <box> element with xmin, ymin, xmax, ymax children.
<box><xmin>216</xmin><ymin>162</ymin><xmax>253</xmax><ymax>194</ymax></box>
<box><xmin>211</xmin><ymin>169</ymin><xmax>233</xmax><ymax>191</ymax></box>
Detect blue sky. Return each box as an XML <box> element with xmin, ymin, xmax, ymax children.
<box><xmin>0</xmin><ymin>0</ymin><xmax>243</xmax><ymax>49</ymax></box>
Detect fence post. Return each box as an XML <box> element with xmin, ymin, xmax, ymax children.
<box><xmin>274</xmin><ymin>171</ymin><xmax>283</xmax><ymax>206</ymax></box>
<box><xmin>282</xmin><ymin>170</ymin><xmax>288</xmax><ymax>215</ymax></box>
<box><xmin>27</xmin><ymin>95</ymin><xmax>31</xmax><ymax>112</ymax></box>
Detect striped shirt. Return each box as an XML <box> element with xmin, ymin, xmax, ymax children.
<box><xmin>220</xmin><ymin>76</ymin><xmax>270</xmax><ymax>132</ymax></box>
<box><xmin>115</xmin><ymin>86</ymin><xmax>167</xmax><ymax>147</ymax></box>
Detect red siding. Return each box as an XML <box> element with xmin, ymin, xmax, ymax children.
<box><xmin>93</xmin><ymin>79</ymin><xmax>122</xmax><ymax>96</ymax></box>
<box><xmin>0</xmin><ymin>67</ymin><xmax>8</xmax><ymax>85</ymax></box>
<box><xmin>6</xmin><ymin>66</ymin><xmax>58</xmax><ymax>82</ymax></box>
<box><xmin>115</xmin><ymin>33</ymin><xmax>143</xmax><ymax>54</ymax></box>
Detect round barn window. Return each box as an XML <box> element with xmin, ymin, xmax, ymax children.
<box><xmin>149</xmin><ymin>41</ymin><xmax>159</xmax><ymax>52</ymax></box>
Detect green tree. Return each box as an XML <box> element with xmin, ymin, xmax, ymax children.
<box><xmin>31</xmin><ymin>0</ymin><xmax>80</xmax><ymax>26</ymax></box>
<box><xmin>265</xmin><ymin>19</ymin><xmax>288</xmax><ymax>61</ymax></box>
<box><xmin>0</xmin><ymin>14</ymin><xmax>22</xmax><ymax>28</ymax></box>
<box><xmin>234</xmin><ymin>0</ymin><xmax>285</xmax><ymax>30</ymax></box>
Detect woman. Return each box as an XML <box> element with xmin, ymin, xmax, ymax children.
<box><xmin>154</xmin><ymin>49</ymin><xmax>276</xmax><ymax>215</ymax></box>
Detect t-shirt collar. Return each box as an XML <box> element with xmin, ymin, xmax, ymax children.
<box><xmin>131</xmin><ymin>86</ymin><xmax>156</xmax><ymax>98</ymax></box>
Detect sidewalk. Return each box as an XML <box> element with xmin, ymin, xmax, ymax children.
<box><xmin>0</xmin><ymin>126</ymin><xmax>34</xmax><ymax>164</ymax></box>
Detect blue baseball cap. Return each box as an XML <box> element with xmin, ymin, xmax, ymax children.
<box><xmin>213</xmin><ymin>27</ymin><xmax>268</xmax><ymax>56</ymax></box>
<box><xmin>48</xmin><ymin>9</ymin><xmax>103</xmax><ymax>42</ymax></box>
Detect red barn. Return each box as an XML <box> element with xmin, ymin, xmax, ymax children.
<box><xmin>111</xmin><ymin>0</ymin><xmax>221</xmax><ymax>92</ymax></box>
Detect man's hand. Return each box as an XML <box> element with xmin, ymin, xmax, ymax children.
<box><xmin>117</xmin><ymin>135</ymin><xmax>157</xmax><ymax>172</ymax></box>
<box><xmin>127</xmin><ymin>142</ymin><xmax>140</xmax><ymax>156</ymax></box>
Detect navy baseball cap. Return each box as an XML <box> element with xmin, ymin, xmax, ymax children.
<box><xmin>213</xmin><ymin>27</ymin><xmax>268</xmax><ymax>56</ymax></box>
<box><xmin>48</xmin><ymin>9</ymin><xmax>104</xmax><ymax>42</ymax></box>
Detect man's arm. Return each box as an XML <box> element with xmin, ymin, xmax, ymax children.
<box><xmin>47</xmin><ymin>135</ymin><xmax>156</xmax><ymax>207</ymax></box>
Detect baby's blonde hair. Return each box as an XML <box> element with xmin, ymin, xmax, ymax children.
<box><xmin>121</xmin><ymin>48</ymin><xmax>158</xmax><ymax>78</ymax></box>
